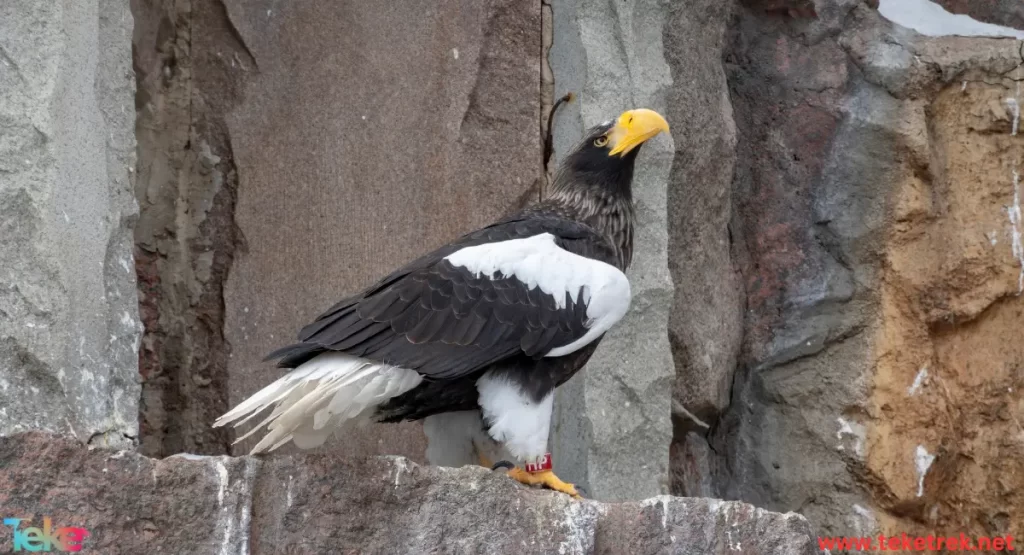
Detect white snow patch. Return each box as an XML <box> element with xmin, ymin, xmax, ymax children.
<box><xmin>452</xmin><ymin>47</ymin><xmax>459</xmax><ymax>60</ymax></box>
<box><xmin>286</xmin><ymin>475</ymin><xmax>294</xmax><ymax>507</ymax></box>
<box><xmin>557</xmin><ymin>502</ymin><xmax>592</xmax><ymax>555</ymax></box>
<box><xmin>852</xmin><ymin>504</ymin><xmax>877</xmax><ymax>536</ymax></box>
<box><xmin>852</xmin><ymin>504</ymin><xmax>873</xmax><ymax>519</ymax></box>
<box><xmin>210</xmin><ymin>458</ymin><xmax>255</xmax><ymax>555</ymax></box>
<box><xmin>216</xmin><ymin>459</ymin><xmax>229</xmax><ymax>506</ymax></box>
<box><xmin>393</xmin><ymin>457</ymin><xmax>409</xmax><ymax>487</ymax></box>
<box><xmin>907</xmin><ymin>366</ymin><xmax>928</xmax><ymax>396</ymax></box>
<box><xmin>1007</xmin><ymin>98</ymin><xmax>1020</xmax><ymax>136</ymax></box>
<box><xmin>915</xmin><ymin>445</ymin><xmax>935</xmax><ymax>498</ymax></box>
<box><xmin>836</xmin><ymin>417</ymin><xmax>867</xmax><ymax>457</ymax></box>
<box><xmin>878</xmin><ymin>0</ymin><xmax>1024</xmax><ymax>39</ymax></box>
<box><xmin>216</xmin><ymin>461</ymin><xmax>234</xmax><ymax>555</ymax></box>
<box><xmin>236</xmin><ymin>462</ymin><xmax>255</xmax><ymax>555</ymax></box>
<box><xmin>1010</xmin><ymin>169</ymin><xmax>1023</xmax><ymax>295</ymax></box>
<box><xmin>706</xmin><ymin>498</ymin><xmax>723</xmax><ymax>515</ymax></box>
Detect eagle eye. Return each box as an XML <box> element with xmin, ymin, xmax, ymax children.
<box><xmin>593</xmin><ymin>135</ymin><xmax>609</xmax><ymax>147</ymax></box>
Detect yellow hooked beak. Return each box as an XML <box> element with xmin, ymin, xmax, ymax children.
<box><xmin>606</xmin><ymin>109</ymin><xmax>670</xmax><ymax>157</ymax></box>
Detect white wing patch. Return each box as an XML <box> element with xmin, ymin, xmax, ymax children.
<box><xmin>476</xmin><ymin>371</ymin><xmax>553</xmax><ymax>462</ymax></box>
<box><xmin>444</xmin><ymin>233</ymin><xmax>631</xmax><ymax>358</ymax></box>
<box><xmin>213</xmin><ymin>353</ymin><xmax>422</xmax><ymax>453</ymax></box>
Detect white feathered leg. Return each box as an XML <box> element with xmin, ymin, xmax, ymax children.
<box><xmin>475</xmin><ymin>371</ymin><xmax>579</xmax><ymax>497</ymax></box>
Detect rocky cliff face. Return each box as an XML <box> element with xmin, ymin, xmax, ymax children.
<box><xmin>0</xmin><ymin>0</ymin><xmax>140</xmax><ymax>448</ymax></box>
<box><xmin>694</xmin><ymin>0</ymin><xmax>1024</xmax><ymax>542</ymax></box>
<box><xmin>3</xmin><ymin>0</ymin><xmax>1024</xmax><ymax>551</ymax></box>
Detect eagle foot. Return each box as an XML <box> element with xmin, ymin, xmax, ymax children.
<box><xmin>505</xmin><ymin>467</ymin><xmax>581</xmax><ymax>498</ymax></box>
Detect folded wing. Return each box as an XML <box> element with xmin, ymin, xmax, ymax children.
<box><xmin>267</xmin><ymin>215</ymin><xmax>632</xmax><ymax>380</ymax></box>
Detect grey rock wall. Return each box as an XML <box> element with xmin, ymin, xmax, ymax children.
<box><xmin>0</xmin><ymin>0</ymin><xmax>140</xmax><ymax>448</ymax></box>
<box><xmin>664</xmin><ymin>1</ymin><xmax>743</xmax><ymax>422</ymax></box>
<box><xmin>549</xmin><ymin>0</ymin><xmax>676</xmax><ymax>502</ymax></box>
<box><xmin>661</xmin><ymin>0</ymin><xmax>744</xmax><ymax>499</ymax></box>
<box><xmin>0</xmin><ymin>433</ymin><xmax>816</xmax><ymax>555</ymax></box>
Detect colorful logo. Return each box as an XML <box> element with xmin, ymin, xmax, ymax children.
<box><xmin>3</xmin><ymin>518</ymin><xmax>89</xmax><ymax>552</ymax></box>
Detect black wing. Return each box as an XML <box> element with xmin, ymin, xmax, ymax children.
<box><xmin>265</xmin><ymin>211</ymin><xmax>619</xmax><ymax>380</ymax></box>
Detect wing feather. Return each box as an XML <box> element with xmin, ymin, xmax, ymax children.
<box><xmin>266</xmin><ymin>213</ymin><xmax>629</xmax><ymax>381</ymax></box>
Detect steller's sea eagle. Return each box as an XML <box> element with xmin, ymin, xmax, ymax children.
<box><xmin>213</xmin><ymin>108</ymin><xmax>670</xmax><ymax>497</ymax></box>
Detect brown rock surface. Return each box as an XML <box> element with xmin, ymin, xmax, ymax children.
<box><xmin>220</xmin><ymin>0</ymin><xmax>541</xmax><ymax>460</ymax></box>
<box><xmin>131</xmin><ymin>0</ymin><xmax>542</xmax><ymax>460</ymax></box>
<box><xmin>865</xmin><ymin>68</ymin><xmax>1024</xmax><ymax>539</ymax></box>
<box><xmin>708</xmin><ymin>0</ymin><xmax>1024</xmax><ymax>542</ymax></box>
<box><xmin>0</xmin><ymin>433</ymin><xmax>814</xmax><ymax>555</ymax></box>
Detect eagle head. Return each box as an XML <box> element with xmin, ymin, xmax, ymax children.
<box><xmin>552</xmin><ymin>108</ymin><xmax>670</xmax><ymax>200</ymax></box>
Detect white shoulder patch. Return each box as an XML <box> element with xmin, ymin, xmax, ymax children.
<box><xmin>444</xmin><ymin>233</ymin><xmax>631</xmax><ymax>357</ymax></box>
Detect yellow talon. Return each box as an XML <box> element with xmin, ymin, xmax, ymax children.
<box><xmin>506</xmin><ymin>467</ymin><xmax>581</xmax><ymax>498</ymax></box>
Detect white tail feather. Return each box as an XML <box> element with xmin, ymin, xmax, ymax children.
<box><xmin>213</xmin><ymin>353</ymin><xmax>423</xmax><ymax>454</ymax></box>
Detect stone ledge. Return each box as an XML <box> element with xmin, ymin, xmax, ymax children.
<box><xmin>0</xmin><ymin>433</ymin><xmax>812</xmax><ymax>554</ymax></box>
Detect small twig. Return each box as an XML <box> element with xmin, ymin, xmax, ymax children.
<box><xmin>543</xmin><ymin>92</ymin><xmax>575</xmax><ymax>168</ymax></box>
<box><xmin>672</xmin><ymin>400</ymin><xmax>710</xmax><ymax>430</ymax></box>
